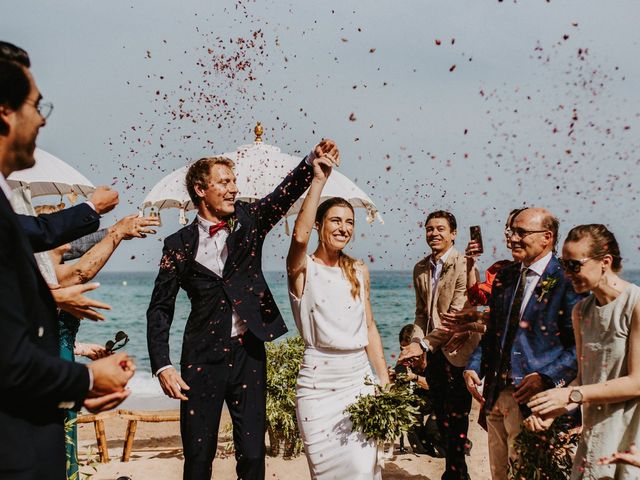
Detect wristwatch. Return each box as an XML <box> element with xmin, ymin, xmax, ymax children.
<box><xmin>568</xmin><ymin>388</ymin><xmax>584</xmax><ymax>404</ymax></box>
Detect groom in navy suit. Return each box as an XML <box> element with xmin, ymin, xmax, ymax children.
<box><xmin>464</xmin><ymin>208</ymin><xmax>582</xmax><ymax>480</ymax></box>
<box><xmin>147</xmin><ymin>140</ymin><xmax>340</xmax><ymax>480</ymax></box>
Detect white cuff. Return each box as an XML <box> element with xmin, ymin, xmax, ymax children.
<box><xmin>412</xmin><ymin>337</ymin><xmax>433</xmax><ymax>352</ymax></box>
<box><xmin>155</xmin><ymin>364</ymin><xmax>174</xmax><ymax>376</ymax></box>
<box><xmin>87</xmin><ymin>365</ymin><xmax>94</xmax><ymax>391</ymax></box>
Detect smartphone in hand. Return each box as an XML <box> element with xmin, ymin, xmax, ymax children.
<box><xmin>469</xmin><ymin>225</ymin><xmax>484</xmax><ymax>254</ymax></box>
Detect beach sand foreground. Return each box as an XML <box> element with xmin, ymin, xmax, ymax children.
<box><xmin>77</xmin><ymin>403</ymin><xmax>490</xmax><ymax>479</ymax></box>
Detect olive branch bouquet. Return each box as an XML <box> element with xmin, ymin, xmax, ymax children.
<box><xmin>345</xmin><ymin>374</ymin><xmax>424</xmax><ymax>443</ymax></box>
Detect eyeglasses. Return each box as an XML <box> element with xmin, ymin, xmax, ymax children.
<box><xmin>504</xmin><ymin>227</ymin><xmax>548</xmax><ymax>240</ymax></box>
<box><xmin>559</xmin><ymin>257</ymin><xmax>600</xmax><ymax>274</ymax></box>
<box><xmin>24</xmin><ymin>99</ymin><xmax>54</xmax><ymax>120</ymax></box>
<box><xmin>105</xmin><ymin>331</ymin><xmax>129</xmax><ymax>352</ymax></box>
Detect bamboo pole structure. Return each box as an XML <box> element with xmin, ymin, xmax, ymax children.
<box><xmin>77</xmin><ymin>409</ymin><xmax>180</xmax><ymax>463</ymax></box>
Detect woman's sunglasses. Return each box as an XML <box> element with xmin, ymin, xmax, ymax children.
<box><xmin>105</xmin><ymin>331</ymin><xmax>129</xmax><ymax>352</ymax></box>
<box><xmin>559</xmin><ymin>257</ymin><xmax>600</xmax><ymax>274</ymax></box>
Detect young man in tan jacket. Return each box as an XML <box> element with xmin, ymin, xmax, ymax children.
<box><xmin>401</xmin><ymin>210</ymin><xmax>480</xmax><ymax>480</ymax></box>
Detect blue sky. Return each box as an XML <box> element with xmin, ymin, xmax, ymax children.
<box><xmin>3</xmin><ymin>0</ymin><xmax>640</xmax><ymax>271</ymax></box>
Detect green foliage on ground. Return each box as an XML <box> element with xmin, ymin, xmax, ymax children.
<box><xmin>265</xmin><ymin>335</ymin><xmax>305</xmax><ymax>457</ymax></box>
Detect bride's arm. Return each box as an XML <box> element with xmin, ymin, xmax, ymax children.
<box><xmin>286</xmin><ymin>156</ymin><xmax>332</xmax><ymax>298</ymax></box>
<box><xmin>363</xmin><ymin>264</ymin><xmax>390</xmax><ymax>386</ymax></box>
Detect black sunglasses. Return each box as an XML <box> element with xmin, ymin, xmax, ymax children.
<box><xmin>105</xmin><ymin>331</ymin><xmax>129</xmax><ymax>352</ymax></box>
<box><xmin>504</xmin><ymin>227</ymin><xmax>548</xmax><ymax>240</ymax></box>
<box><xmin>559</xmin><ymin>257</ymin><xmax>600</xmax><ymax>274</ymax></box>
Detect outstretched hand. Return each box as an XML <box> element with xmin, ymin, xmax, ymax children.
<box><xmin>527</xmin><ymin>386</ymin><xmax>577</xmax><ymax>416</ymax></box>
<box><xmin>84</xmin><ymin>390</ymin><xmax>130</xmax><ymax>413</ymax></box>
<box><xmin>158</xmin><ymin>366</ymin><xmax>190</xmax><ymax>401</ymax></box>
<box><xmin>599</xmin><ymin>444</ymin><xmax>640</xmax><ymax>467</ymax></box>
<box><xmin>112</xmin><ymin>214</ymin><xmax>161</xmax><ymax>239</ymax></box>
<box><xmin>463</xmin><ymin>370</ymin><xmax>485</xmax><ymax>404</ymax></box>
<box><xmin>49</xmin><ymin>282</ymin><xmax>111</xmax><ymax>321</ymax></box>
<box><xmin>513</xmin><ymin>372</ymin><xmax>545</xmax><ymax>404</ymax></box>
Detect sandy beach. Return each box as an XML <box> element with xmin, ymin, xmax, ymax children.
<box><xmin>77</xmin><ymin>403</ymin><xmax>490</xmax><ymax>480</ymax></box>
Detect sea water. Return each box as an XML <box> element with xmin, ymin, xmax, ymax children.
<box><xmin>80</xmin><ymin>269</ymin><xmax>640</xmax><ymax>409</ymax></box>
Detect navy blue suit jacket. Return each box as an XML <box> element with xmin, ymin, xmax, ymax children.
<box><xmin>18</xmin><ymin>203</ymin><xmax>100</xmax><ymax>253</ymax></box>
<box><xmin>467</xmin><ymin>255</ymin><xmax>583</xmax><ymax>412</ymax></box>
<box><xmin>147</xmin><ymin>159</ymin><xmax>313</xmax><ymax>373</ymax></box>
<box><xmin>0</xmin><ymin>192</ymin><xmax>90</xmax><ymax>480</ymax></box>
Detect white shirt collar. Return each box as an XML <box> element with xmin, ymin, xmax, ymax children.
<box><xmin>430</xmin><ymin>245</ymin><xmax>454</xmax><ymax>267</ymax></box>
<box><xmin>0</xmin><ymin>174</ymin><xmax>12</xmax><ymax>201</ymax></box>
<box><xmin>197</xmin><ymin>214</ymin><xmax>215</xmax><ymax>231</ymax></box>
<box><xmin>522</xmin><ymin>251</ymin><xmax>553</xmax><ymax>277</ymax></box>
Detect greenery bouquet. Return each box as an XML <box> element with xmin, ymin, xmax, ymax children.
<box><xmin>508</xmin><ymin>416</ymin><xmax>580</xmax><ymax>480</ymax></box>
<box><xmin>345</xmin><ymin>375</ymin><xmax>423</xmax><ymax>444</ymax></box>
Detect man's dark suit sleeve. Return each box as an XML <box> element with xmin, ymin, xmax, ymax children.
<box><xmin>19</xmin><ymin>203</ymin><xmax>100</xmax><ymax>253</ymax></box>
<box><xmin>254</xmin><ymin>158</ymin><xmax>313</xmax><ymax>236</ymax></box>
<box><xmin>0</xmin><ymin>216</ymin><xmax>90</xmax><ymax>405</ymax></box>
<box><xmin>146</xmin><ymin>239</ymin><xmax>181</xmax><ymax>373</ymax></box>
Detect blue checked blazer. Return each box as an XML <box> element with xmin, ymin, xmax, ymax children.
<box><xmin>467</xmin><ymin>255</ymin><xmax>583</xmax><ymax>411</ymax></box>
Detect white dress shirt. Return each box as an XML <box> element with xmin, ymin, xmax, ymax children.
<box><xmin>517</xmin><ymin>251</ymin><xmax>553</xmax><ymax>318</ymax></box>
<box><xmin>195</xmin><ymin>215</ymin><xmax>247</xmax><ymax>337</ymax></box>
<box><xmin>429</xmin><ymin>246</ymin><xmax>454</xmax><ymax>299</ymax></box>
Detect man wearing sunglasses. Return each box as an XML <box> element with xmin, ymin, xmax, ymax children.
<box><xmin>0</xmin><ymin>52</ymin><xmax>136</xmax><ymax>480</ymax></box>
<box><xmin>464</xmin><ymin>208</ymin><xmax>583</xmax><ymax>480</ymax></box>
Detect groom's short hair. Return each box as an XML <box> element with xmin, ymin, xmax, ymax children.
<box><xmin>185</xmin><ymin>156</ymin><xmax>235</xmax><ymax>206</ymax></box>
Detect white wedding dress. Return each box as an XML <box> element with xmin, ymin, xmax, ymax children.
<box><xmin>289</xmin><ymin>256</ymin><xmax>381</xmax><ymax>480</ymax></box>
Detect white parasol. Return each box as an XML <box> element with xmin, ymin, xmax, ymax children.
<box><xmin>7</xmin><ymin>148</ymin><xmax>95</xmax><ymax>198</ymax></box>
<box><xmin>140</xmin><ymin>123</ymin><xmax>383</xmax><ymax>226</ymax></box>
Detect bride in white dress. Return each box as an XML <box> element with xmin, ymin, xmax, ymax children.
<box><xmin>286</xmin><ymin>149</ymin><xmax>390</xmax><ymax>480</ymax></box>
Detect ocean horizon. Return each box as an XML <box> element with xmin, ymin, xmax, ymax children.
<box><xmin>79</xmin><ymin>269</ymin><xmax>640</xmax><ymax>410</ymax></box>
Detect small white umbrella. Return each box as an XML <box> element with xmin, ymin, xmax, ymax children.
<box><xmin>141</xmin><ymin>135</ymin><xmax>383</xmax><ymax>226</ymax></box>
<box><xmin>7</xmin><ymin>148</ymin><xmax>95</xmax><ymax>198</ymax></box>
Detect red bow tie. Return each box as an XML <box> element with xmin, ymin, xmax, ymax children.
<box><xmin>208</xmin><ymin>221</ymin><xmax>227</xmax><ymax>237</ymax></box>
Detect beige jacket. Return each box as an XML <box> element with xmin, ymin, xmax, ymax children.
<box><xmin>413</xmin><ymin>247</ymin><xmax>481</xmax><ymax>367</ymax></box>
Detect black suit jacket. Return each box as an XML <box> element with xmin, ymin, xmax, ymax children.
<box><xmin>0</xmin><ymin>192</ymin><xmax>90</xmax><ymax>480</ymax></box>
<box><xmin>147</xmin><ymin>159</ymin><xmax>313</xmax><ymax>372</ymax></box>
<box><xmin>18</xmin><ymin>202</ymin><xmax>100</xmax><ymax>253</ymax></box>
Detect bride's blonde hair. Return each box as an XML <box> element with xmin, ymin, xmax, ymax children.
<box><xmin>315</xmin><ymin>197</ymin><xmax>360</xmax><ymax>299</ymax></box>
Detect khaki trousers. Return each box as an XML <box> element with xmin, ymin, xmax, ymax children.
<box><xmin>486</xmin><ymin>387</ymin><xmax>524</xmax><ymax>480</ymax></box>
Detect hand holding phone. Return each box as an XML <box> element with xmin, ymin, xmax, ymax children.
<box><xmin>468</xmin><ymin>226</ymin><xmax>484</xmax><ymax>255</ymax></box>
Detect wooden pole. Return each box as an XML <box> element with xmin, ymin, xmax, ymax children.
<box><xmin>121</xmin><ymin>419</ymin><xmax>138</xmax><ymax>462</ymax></box>
<box><xmin>94</xmin><ymin>419</ymin><xmax>110</xmax><ymax>463</ymax></box>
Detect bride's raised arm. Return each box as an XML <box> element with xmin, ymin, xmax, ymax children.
<box><xmin>286</xmin><ymin>144</ymin><xmax>337</xmax><ymax>298</ymax></box>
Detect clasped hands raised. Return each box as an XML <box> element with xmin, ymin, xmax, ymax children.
<box><xmin>310</xmin><ymin>139</ymin><xmax>340</xmax><ymax>182</ymax></box>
